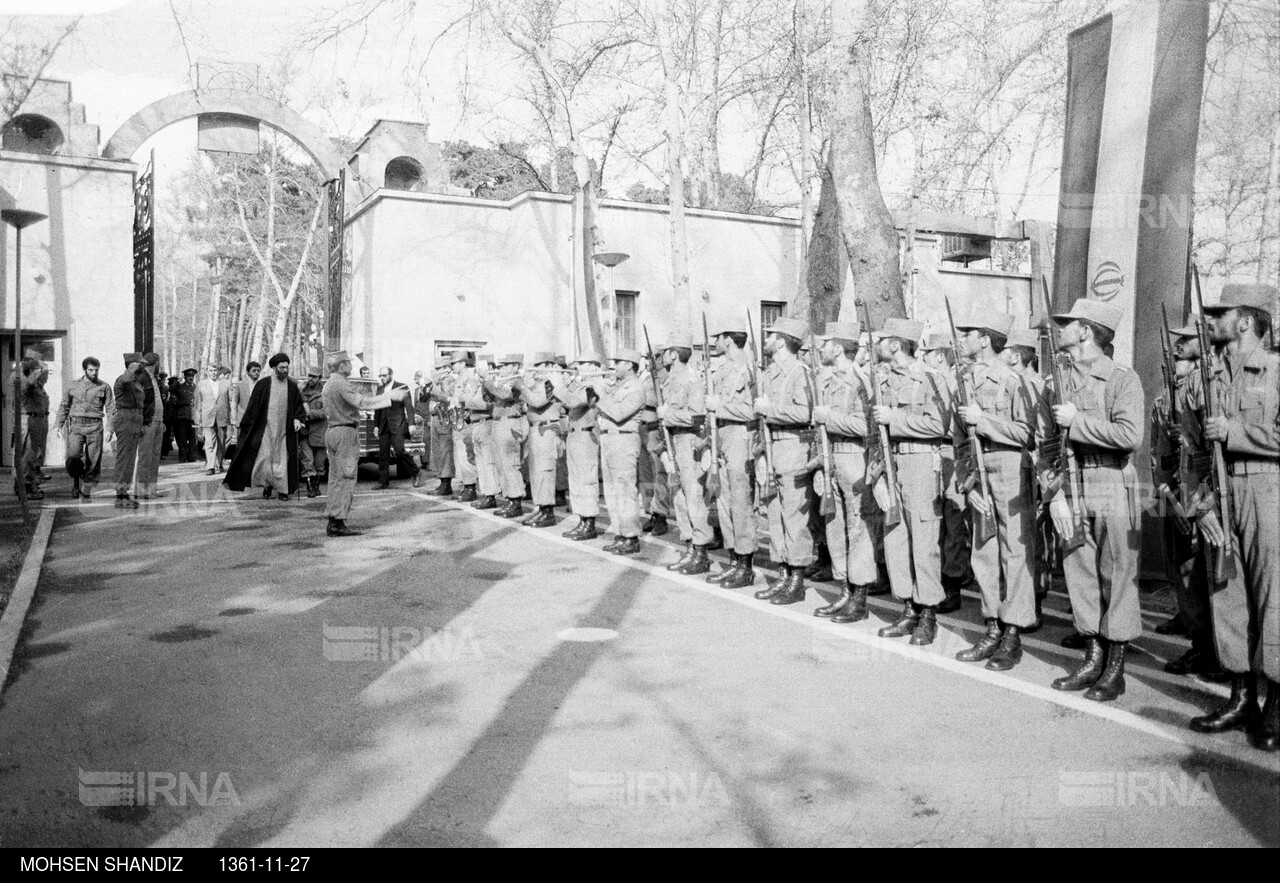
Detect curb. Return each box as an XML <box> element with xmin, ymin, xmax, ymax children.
<box><xmin>0</xmin><ymin>508</ymin><xmax>55</xmax><ymax>691</ymax></box>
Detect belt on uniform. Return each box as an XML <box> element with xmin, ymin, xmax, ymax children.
<box><xmin>498</xmin><ymin>414</ymin><xmax>524</xmax><ymax>420</ymax></box>
<box><xmin>599</xmin><ymin>428</ymin><xmax>637</xmax><ymax>435</ymax></box>
<box><xmin>669</xmin><ymin>426</ymin><xmax>699</xmax><ymax>435</ymax></box>
<box><xmin>470</xmin><ymin>414</ymin><xmax>492</xmax><ymax>422</ymax></box>
<box><xmin>569</xmin><ymin>426</ymin><xmax>597</xmax><ymax>433</ymax></box>
<box><xmin>717</xmin><ymin>418</ymin><xmax>759</xmax><ymax>429</ymax></box>
<box><xmin>830</xmin><ymin>439</ymin><xmax>867</xmax><ymax>453</ymax></box>
<box><xmin>116</xmin><ymin>406</ymin><xmax>142</xmax><ymax>412</ymax></box>
<box><xmin>1226</xmin><ymin>458</ymin><xmax>1280</xmax><ymax>476</ymax></box>
<box><xmin>1077</xmin><ymin>452</ymin><xmax>1127</xmax><ymax>469</ymax></box>
<box><xmin>984</xmin><ymin>442</ymin><xmax>1025</xmax><ymax>455</ymax></box>
<box><xmin>893</xmin><ymin>441</ymin><xmax>943</xmax><ymax>454</ymax></box>
<box><xmin>330</xmin><ymin>422</ymin><xmax>358</xmax><ymax>428</ymax></box>
<box><xmin>640</xmin><ymin>420</ymin><xmax>660</xmax><ymax>430</ymax></box>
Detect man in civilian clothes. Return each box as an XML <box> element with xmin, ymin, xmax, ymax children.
<box><xmin>375</xmin><ymin>366</ymin><xmax>422</xmax><ymax>489</ymax></box>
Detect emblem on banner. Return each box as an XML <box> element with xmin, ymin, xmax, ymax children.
<box><xmin>1090</xmin><ymin>261</ymin><xmax>1125</xmax><ymax>302</ymax></box>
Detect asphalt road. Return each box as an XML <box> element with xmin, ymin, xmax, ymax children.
<box><xmin>0</xmin><ymin>465</ymin><xmax>1277</xmax><ymax>847</ymax></box>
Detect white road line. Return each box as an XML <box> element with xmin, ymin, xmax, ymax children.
<box><xmin>421</xmin><ymin>491</ymin><xmax>1280</xmax><ymax>777</ymax></box>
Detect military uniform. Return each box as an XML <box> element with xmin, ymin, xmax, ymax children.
<box><xmin>552</xmin><ymin>356</ymin><xmax>602</xmax><ymax>539</ymax></box>
<box><xmin>594</xmin><ymin>352</ymin><xmax>647</xmax><ymax>553</ymax></box>
<box><xmin>112</xmin><ymin>356</ymin><xmax>150</xmax><ymax>505</ymax></box>
<box><xmin>19</xmin><ymin>362</ymin><xmax>49</xmax><ymax>495</ymax></box>
<box><xmin>707</xmin><ymin>332</ymin><xmax>758</xmax><ymax>588</ymax></box>
<box><xmin>440</xmin><ymin>362</ymin><xmax>476</xmax><ymax>497</ymax></box>
<box><xmin>57</xmin><ymin>369</ymin><xmax>114</xmax><ymax>497</ymax></box>
<box><xmin>660</xmin><ymin>346</ymin><xmax>712</xmax><ymax>574</ymax></box>
<box><xmin>638</xmin><ymin>368</ymin><xmax>671</xmax><ymax>531</ymax></box>
<box><xmin>135</xmin><ymin>359</ymin><xmax>166</xmax><ymax>497</ymax></box>
<box><xmin>518</xmin><ymin>354</ymin><xmax>565</xmax><ymax>526</ymax></box>
<box><xmin>426</xmin><ymin>359</ymin><xmax>455</xmax><ymax>489</ymax></box>
<box><xmin>323</xmin><ymin>356</ymin><xmax>391</xmax><ymax>531</ymax></box>
<box><xmin>485</xmin><ymin>356</ymin><xmax>528</xmax><ymax>516</ymax></box>
<box><xmin>300</xmin><ymin>373</ymin><xmax>328</xmax><ymax>496</ymax></box>
<box><xmin>462</xmin><ymin>362</ymin><xmax>501</xmax><ymax>504</ymax></box>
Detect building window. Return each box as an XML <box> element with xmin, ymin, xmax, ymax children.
<box><xmin>615</xmin><ymin>291</ymin><xmax>638</xmax><ymax>351</ymax></box>
<box><xmin>760</xmin><ymin>301</ymin><xmax>785</xmax><ymax>343</ymax></box>
<box><xmin>385</xmin><ymin>156</ymin><xmax>425</xmax><ymax>191</ymax></box>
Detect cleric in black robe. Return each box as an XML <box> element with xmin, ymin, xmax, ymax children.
<box><xmin>224</xmin><ymin>353</ymin><xmax>307</xmax><ymax>500</ymax></box>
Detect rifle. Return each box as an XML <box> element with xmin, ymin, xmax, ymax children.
<box><xmin>1036</xmin><ymin>277</ymin><xmax>1086</xmax><ymax>552</ymax></box>
<box><xmin>746</xmin><ymin>310</ymin><xmax>778</xmax><ymax>502</ymax></box>
<box><xmin>944</xmin><ymin>298</ymin><xmax>996</xmax><ymax>544</ymax></box>
<box><xmin>1158</xmin><ymin>303</ymin><xmax>1193</xmax><ymax>535</ymax></box>
<box><xmin>702</xmin><ymin>314</ymin><xmax>721</xmax><ymax>498</ymax></box>
<box><xmin>643</xmin><ymin>325</ymin><xmax>682</xmax><ymax>493</ymax></box>
<box><xmin>856</xmin><ymin>300</ymin><xmax>902</xmax><ymax>528</ymax></box>
<box><xmin>1192</xmin><ymin>266</ymin><xmax>1237</xmax><ymax>584</ymax></box>
<box><xmin>806</xmin><ymin>331</ymin><xmax>836</xmax><ymax>517</ymax></box>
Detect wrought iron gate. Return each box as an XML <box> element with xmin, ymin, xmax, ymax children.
<box><xmin>325</xmin><ymin>170</ymin><xmax>345</xmax><ymax>347</ymax></box>
<box><xmin>132</xmin><ymin>150</ymin><xmax>155</xmax><ymax>352</ymax></box>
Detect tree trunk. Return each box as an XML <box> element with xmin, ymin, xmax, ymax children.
<box><xmin>796</xmin><ymin>0</ymin><xmax>813</xmax><ymax>289</ymax></box>
<box><xmin>268</xmin><ymin>197</ymin><xmax>325</xmax><ymax>353</ymax></box>
<box><xmin>658</xmin><ymin>0</ymin><xmax>692</xmax><ymax>334</ymax></box>
<box><xmin>827</xmin><ymin>0</ymin><xmax>903</xmax><ymax>327</ymax></box>
<box><xmin>798</xmin><ymin>164</ymin><xmax>848</xmax><ymax>325</ymax></box>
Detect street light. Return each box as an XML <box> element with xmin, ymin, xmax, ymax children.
<box><xmin>592</xmin><ymin>251</ymin><xmax>629</xmax><ymax>355</ymax></box>
<box><xmin>3</xmin><ymin>207</ymin><xmax>49</xmax><ymax>518</ymax></box>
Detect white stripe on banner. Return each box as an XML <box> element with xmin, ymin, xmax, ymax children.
<box><xmin>1084</xmin><ymin>0</ymin><xmax>1162</xmax><ymax>366</ymax></box>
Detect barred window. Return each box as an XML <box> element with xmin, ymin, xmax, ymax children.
<box><xmin>760</xmin><ymin>301</ymin><xmax>785</xmax><ymax>344</ymax></box>
<box><xmin>615</xmin><ymin>291</ymin><xmax>638</xmax><ymax>351</ymax></box>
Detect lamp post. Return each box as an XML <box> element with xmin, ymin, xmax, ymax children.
<box><xmin>3</xmin><ymin>207</ymin><xmax>49</xmax><ymax>519</ymax></box>
<box><xmin>592</xmin><ymin>251</ymin><xmax>629</xmax><ymax>355</ymax></box>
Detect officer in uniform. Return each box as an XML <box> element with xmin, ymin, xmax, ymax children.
<box><xmin>135</xmin><ymin>353</ymin><xmax>166</xmax><ymax>499</ymax></box>
<box><xmin>17</xmin><ymin>352</ymin><xmax>49</xmax><ymax>499</ymax></box>
<box><xmin>442</xmin><ymin>352</ymin><xmax>478</xmax><ymax>500</ymax></box>
<box><xmin>1004</xmin><ymin>324</ymin><xmax>1049</xmax><ymax>629</ymax></box>
<box><xmin>951</xmin><ymin>311</ymin><xmax>1036</xmax><ymax>670</ymax></box>
<box><xmin>322</xmin><ymin>350</ymin><xmax>398</xmax><ymax>536</ymax></box>
<box><xmin>485</xmin><ymin>354</ymin><xmax>528</xmax><ymax>518</ymax></box>
<box><xmin>300</xmin><ymin>364</ymin><xmax>328</xmax><ymax>497</ymax></box>
<box><xmin>515</xmin><ymin>352</ymin><xmax>564</xmax><ymax>527</ymax></box>
<box><xmin>425</xmin><ymin>357</ymin><xmax>456</xmax><ymax>496</ymax></box>
<box><xmin>112</xmin><ymin>353</ymin><xmax>150</xmax><ymax>508</ymax></box>
<box><xmin>705</xmin><ymin>317</ymin><xmax>759</xmax><ymax>588</ymax></box>
<box><xmin>1044</xmin><ymin>299</ymin><xmax>1144</xmax><ymax>702</ymax></box>
<box><xmin>811</xmin><ymin>321</ymin><xmax>879</xmax><ymax>623</ymax></box>
<box><xmin>919</xmin><ymin>332</ymin><xmax>972</xmax><ymax>613</ymax></box>
<box><xmin>462</xmin><ymin>353</ymin><xmax>501</xmax><ymax>509</ymax></box>
<box><xmin>873</xmin><ymin>318</ymin><xmax>950</xmax><ymax>645</ymax></box>
<box><xmin>1192</xmin><ymin>283</ymin><xmax>1280</xmax><ymax>750</ymax></box>
<box><xmin>592</xmin><ymin>349</ymin><xmax>647</xmax><ymax>555</ymax></box>
<box><xmin>753</xmin><ymin>317</ymin><xmax>815</xmax><ymax>605</ymax></box>
<box><xmin>552</xmin><ymin>353</ymin><xmax>603</xmax><ymax>540</ymax></box>
<box><xmin>659</xmin><ymin>335</ymin><xmax>713</xmax><ymax>575</ymax></box>
<box><xmin>639</xmin><ymin>356</ymin><xmax>671</xmax><ymax>536</ymax></box>
<box><xmin>56</xmin><ymin>355</ymin><xmax>114</xmax><ymax>501</ymax></box>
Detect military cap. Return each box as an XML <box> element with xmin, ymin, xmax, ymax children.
<box><xmin>498</xmin><ymin>353</ymin><xmax>524</xmax><ymax>366</ymax></box>
<box><xmin>307</xmin><ymin>364</ymin><xmax>322</xmax><ymax>377</ymax></box>
<box><xmin>919</xmin><ymin>332</ymin><xmax>951</xmax><ymax>351</ymax></box>
<box><xmin>448</xmin><ymin>351</ymin><xmax>469</xmax><ymax>365</ymax></box>
<box><xmin>325</xmin><ymin>350</ymin><xmax>351</xmax><ymax>368</ymax></box>
<box><xmin>435</xmin><ymin>356</ymin><xmax>452</xmax><ymax>369</ymax></box>
<box><xmin>530</xmin><ymin>351</ymin><xmax>557</xmax><ymax>365</ymax></box>
<box><xmin>873</xmin><ymin>318</ymin><xmax>924</xmax><ymax>342</ymax></box>
<box><xmin>573</xmin><ymin>351</ymin><xmax>604</xmax><ymax>365</ymax></box>
<box><xmin>764</xmin><ymin>317</ymin><xmax>808</xmax><ymax>341</ymax></box>
<box><xmin>613</xmin><ymin>348</ymin><xmax>644</xmax><ymax>368</ymax></box>
<box><xmin>1006</xmin><ymin>327</ymin><xmax>1041</xmax><ymax>350</ymax></box>
<box><xmin>1053</xmin><ymin>298</ymin><xmax>1124</xmax><ymax>333</ymax></box>
<box><xmin>954</xmin><ymin>311</ymin><xmax>1013</xmax><ymax>338</ymax></box>
<box><xmin>814</xmin><ymin>321</ymin><xmax>860</xmax><ymax>350</ymax></box>
<box><xmin>476</xmin><ymin>353</ymin><xmax>493</xmax><ymax>364</ymax></box>
<box><xmin>708</xmin><ymin>315</ymin><xmax>748</xmax><ymax>337</ymax></box>
<box><xmin>662</xmin><ymin>334</ymin><xmax>693</xmax><ymax>351</ymax></box>
<box><xmin>1204</xmin><ymin>283</ymin><xmax>1278</xmax><ymax>314</ymax></box>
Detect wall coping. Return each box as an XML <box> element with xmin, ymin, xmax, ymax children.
<box><xmin>0</xmin><ymin>149</ymin><xmax>136</xmax><ymax>175</ymax></box>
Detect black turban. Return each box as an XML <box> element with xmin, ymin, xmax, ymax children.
<box><xmin>268</xmin><ymin>353</ymin><xmax>290</xmax><ymax>368</ymax></box>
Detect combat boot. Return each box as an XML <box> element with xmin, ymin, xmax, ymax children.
<box><xmin>611</xmin><ymin>536</ymin><xmax>640</xmax><ymax>556</ymax></box>
<box><xmin>754</xmin><ymin>566</ymin><xmax>789</xmax><ymax>600</ymax></box>
<box><xmin>803</xmin><ymin>547</ymin><xmax>833</xmax><ymax>582</ymax></box>
<box><xmin>498</xmin><ymin>497</ymin><xmax>524</xmax><ymax>518</ymax></box>
<box><xmin>327</xmin><ymin>517</ymin><xmax>361</xmax><ymax>537</ymax></box>
<box><xmin>71</xmin><ymin>478</ymin><xmax>80</xmax><ymax>499</ymax></box>
<box><xmin>574</xmin><ymin>517</ymin><xmax>599</xmax><ymax>541</ymax></box>
<box><xmin>649</xmin><ymin>514</ymin><xmax>669</xmax><ymax>536</ymax></box>
<box><xmin>455</xmin><ymin>484</ymin><xmax>477</xmax><ymax>503</ymax></box>
<box><xmin>306</xmin><ymin>477</ymin><xmax>319</xmax><ymax>498</ymax></box>
<box><xmin>769</xmin><ymin>568</ymin><xmax>806</xmax><ymax>605</ymax></box>
<box><xmin>936</xmin><ymin>578</ymin><xmax>964</xmax><ymax>614</ymax></box>
<box><xmin>431</xmin><ymin>478</ymin><xmax>453</xmax><ymax>497</ymax></box>
<box><xmin>1052</xmin><ymin>636</ymin><xmax>1106</xmax><ymax>692</ymax></box>
<box><xmin>705</xmin><ymin>553</ymin><xmax>740</xmax><ymax>584</ymax></box>
<box><xmin>986</xmin><ymin>625</ymin><xmax>1023</xmax><ymax>672</ymax></box>
<box><xmin>1084</xmin><ymin>640</ymin><xmax>1127</xmax><ymax>702</ymax></box>
<box><xmin>602</xmin><ymin>535</ymin><xmax>625</xmax><ymax>552</ymax></box>
<box><xmin>472</xmin><ymin>494</ymin><xmax>497</xmax><ymax>510</ymax></box>
<box><xmin>707</xmin><ymin>528</ymin><xmax>724</xmax><ymax>551</ymax></box>
<box><xmin>1190</xmin><ymin>674</ymin><xmax>1260</xmax><ymax>733</ymax></box>
<box><xmin>720</xmin><ymin>555</ymin><xmax>756</xmax><ymax>590</ymax></box>
<box><xmin>957</xmin><ymin>619</ymin><xmax>1002</xmax><ymax>662</ymax></box>
<box><xmin>526</xmin><ymin>506</ymin><xmax>556</xmax><ymax>528</ymax></box>
<box><xmin>830</xmin><ymin>583</ymin><xmax>870</xmax><ymax>624</ymax></box>
<box><xmin>641</xmin><ymin>513</ymin><xmax>658</xmax><ymax>532</ymax></box>
<box><xmin>563</xmin><ymin>518</ymin><xmax>586</xmax><ymax>539</ymax></box>
<box><xmin>814</xmin><ymin>583</ymin><xmax>853</xmax><ymax>618</ymax></box>
<box><xmin>677</xmin><ymin>545</ymin><xmax>711</xmax><ymax>576</ymax></box>
<box><xmin>666</xmin><ymin>542</ymin><xmax>695</xmax><ymax>572</ymax></box>
<box><xmin>909</xmin><ymin>607</ymin><xmax>938</xmax><ymax>645</ymax></box>
<box><xmin>1061</xmin><ymin>631</ymin><xmax>1088</xmax><ymax>650</ymax></box>
<box><xmin>878</xmin><ymin>600</ymin><xmax>919</xmax><ymax>638</ymax></box>
<box><xmin>1250</xmin><ymin>680</ymin><xmax>1280</xmax><ymax>752</ymax></box>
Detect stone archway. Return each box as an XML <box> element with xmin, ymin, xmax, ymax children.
<box><xmin>102</xmin><ymin>89</ymin><xmax>349</xmax><ymax>187</ymax></box>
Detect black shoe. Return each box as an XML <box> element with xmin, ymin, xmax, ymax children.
<box><xmin>262</xmin><ymin>487</ymin><xmax>273</xmax><ymax>499</ymax></box>
<box><xmin>114</xmin><ymin>494</ymin><xmax>138</xmax><ymax>509</ymax></box>
<box><xmin>306</xmin><ymin>477</ymin><xmax>319</xmax><ymax>498</ymax></box>
<box><xmin>1190</xmin><ymin>674</ymin><xmax>1260</xmax><ymax>733</ymax></box>
<box><xmin>327</xmin><ymin>518</ymin><xmax>362</xmax><ymax>537</ymax></box>
<box><xmin>707</xmin><ymin>530</ymin><xmax>724</xmax><ymax>551</ymax></box>
<box><xmin>1155</xmin><ymin>615</ymin><xmax>1191</xmax><ymax>637</ymax></box>
<box><xmin>830</xmin><ymin>584</ymin><xmax>870</xmax><ymax>624</ymax></box>
<box><xmin>879</xmin><ymin>600</ymin><xmax>919</xmax><ymax>638</ymax></box>
<box><xmin>721</xmin><ymin>556</ymin><xmax>756</xmax><ymax>590</ymax></box>
<box><xmin>936</xmin><ymin>589</ymin><xmax>963</xmax><ymax>614</ymax></box>
<box><xmin>769</xmin><ymin>569</ymin><xmax>807</xmax><ymax>605</ymax></box>
<box><xmin>1165</xmin><ymin>647</ymin><xmax>1225</xmax><ymax>677</ymax></box>
<box><xmin>909</xmin><ymin>607</ymin><xmax>938</xmax><ymax>645</ymax></box>
<box><xmin>472</xmin><ymin>495</ymin><xmax>497</xmax><ymax>510</ymax></box>
<box><xmin>677</xmin><ymin>545</ymin><xmax>711</xmax><ymax>575</ymax></box>
<box><xmin>1053</xmin><ymin>637</ymin><xmax>1106</xmax><ymax>692</ymax></box>
<box><xmin>432</xmin><ymin>479</ymin><xmax>454</xmax><ymax>497</ymax></box>
<box><xmin>277</xmin><ymin>493</ymin><xmax>290</xmax><ymax>501</ymax></box>
<box><xmin>814</xmin><ymin>584</ymin><xmax>853</xmax><ymax>618</ymax></box>
<box><xmin>649</xmin><ymin>515</ymin><xmax>669</xmax><ymax>537</ymax></box>
<box><xmin>1061</xmin><ymin>631</ymin><xmax>1088</xmax><ymax>650</ymax></box>
<box><xmin>1084</xmin><ymin>641</ymin><xmax>1127</xmax><ymax>702</ymax></box>
<box><xmin>526</xmin><ymin>506</ymin><xmax>556</xmax><ymax>528</ymax></box>
<box><xmin>499</xmin><ymin>499</ymin><xmax>524</xmax><ymax>518</ymax></box>
<box><xmin>754</xmin><ymin>566</ymin><xmax>789</xmax><ymax>600</ymax></box>
<box><xmin>986</xmin><ymin>626</ymin><xmax>1023</xmax><ymax>671</ymax></box>
<box><xmin>456</xmin><ymin>485</ymin><xmax>477</xmax><ymax>503</ymax></box>
<box><xmin>563</xmin><ymin>519</ymin><xmax>585</xmax><ymax>539</ymax></box>
<box><xmin>602</xmin><ymin>535</ymin><xmax>625</xmax><ymax>552</ymax></box>
<box><xmin>206</xmin><ymin>468</ymin><xmax>216</xmax><ymax>475</ymax></box>
<box><xmin>803</xmin><ymin>562</ymin><xmax>834</xmax><ymax>583</ymax></box>
<box><xmin>1250</xmin><ymin>680</ymin><xmax>1280</xmax><ymax>751</ymax></box>
<box><xmin>706</xmin><ymin>553</ymin><xmax>740</xmax><ymax>584</ymax></box>
<box><xmin>375</xmin><ymin>482</ymin><xmax>391</xmax><ymax>490</ymax></box>
<box><xmin>1022</xmin><ymin>616</ymin><xmax>1043</xmax><ymax>635</ymax></box>
<box><xmin>642</xmin><ymin>514</ymin><xmax>658</xmax><ymax>533</ymax></box>
<box><xmin>26</xmin><ymin>488</ymin><xmax>45</xmax><ymax>500</ymax></box>
<box><xmin>611</xmin><ymin>536</ymin><xmax>640</xmax><ymax>556</ymax></box>
<box><xmin>573</xmin><ymin>517</ymin><xmax>598</xmax><ymax>541</ymax></box>
<box><xmin>866</xmin><ymin>581</ymin><xmax>892</xmax><ymax>596</ymax></box>
<box><xmin>555</xmin><ymin>491</ymin><xmax>568</xmax><ymax>509</ymax></box>
<box><xmin>956</xmin><ymin>618</ymin><xmax>1002</xmax><ymax>662</ymax></box>
<box><xmin>666</xmin><ymin>542</ymin><xmax>695</xmax><ymax>572</ymax></box>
